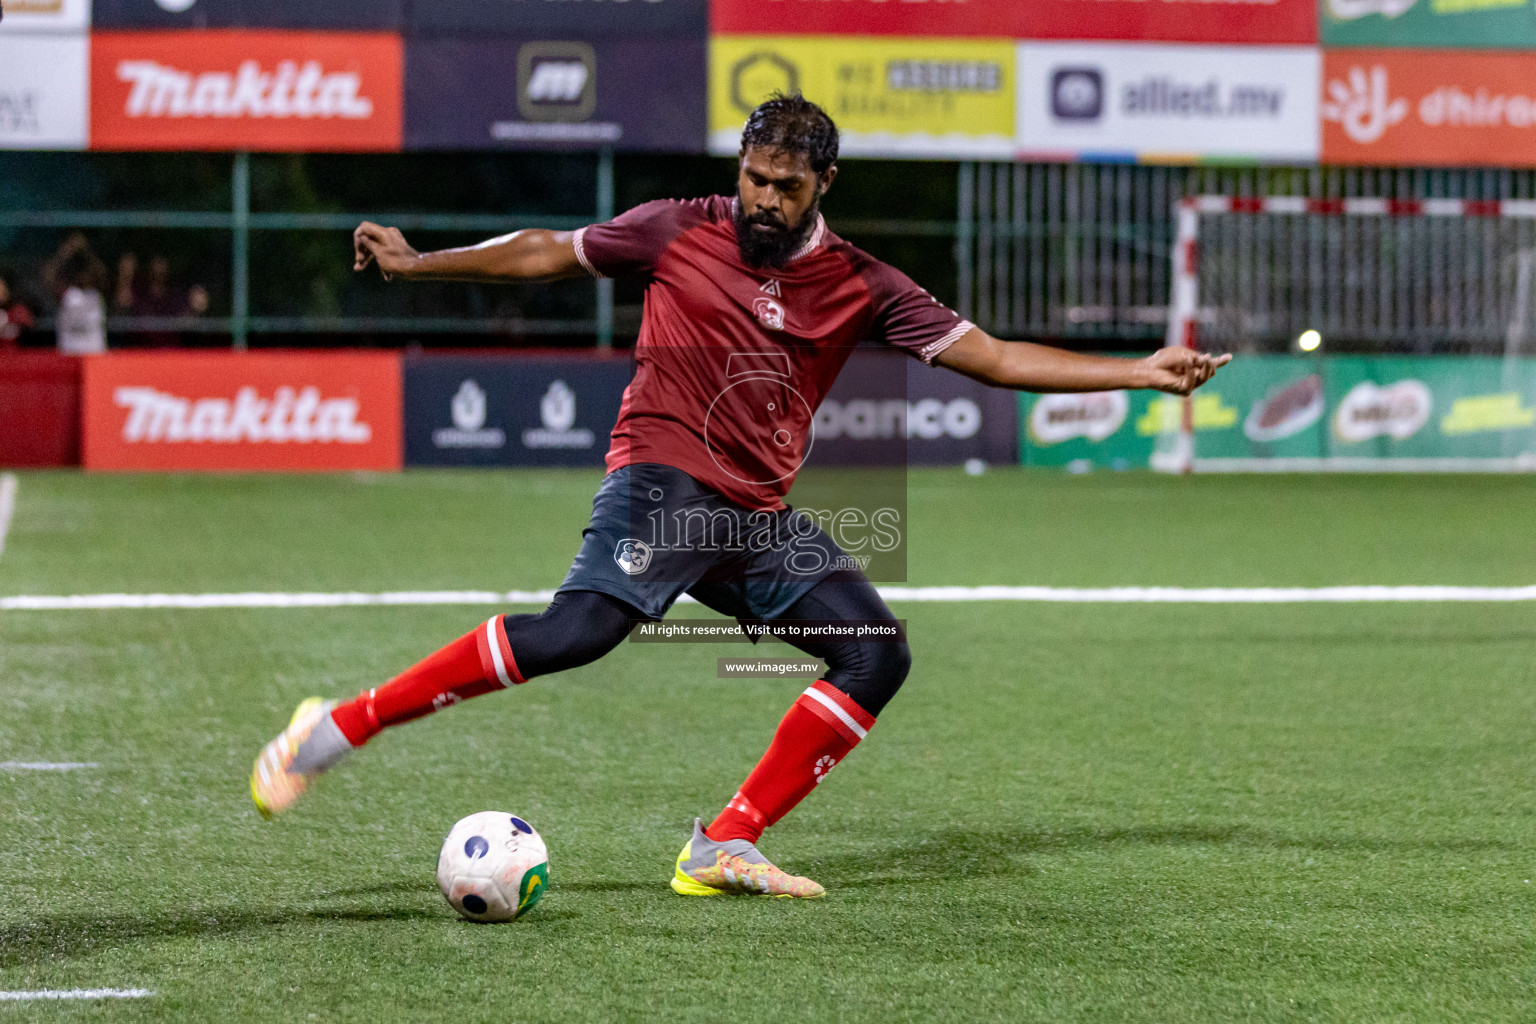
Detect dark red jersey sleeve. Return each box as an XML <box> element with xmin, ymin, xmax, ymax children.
<box><xmin>858</xmin><ymin>257</ymin><xmax>976</xmax><ymax>365</ymax></box>
<box><xmin>572</xmin><ymin>197</ymin><xmax>716</xmax><ymax>280</ymax></box>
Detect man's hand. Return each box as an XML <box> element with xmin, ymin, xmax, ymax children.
<box><xmin>1137</xmin><ymin>347</ymin><xmax>1232</xmax><ymax>396</ymax></box>
<box><xmin>353</xmin><ymin>221</ymin><xmax>420</xmax><ymax>281</ymax></box>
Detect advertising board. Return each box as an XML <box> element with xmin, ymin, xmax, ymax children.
<box><xmin>410</xmin><ymin>0</ymin><xmax>706</xmax><ymax>36</ymax></box>
<box><xmin>1018</xmin><ymin>42</ymin><xmax>1320</xmax><ymax>162</ymax></box>
<box><xmin>82</xmin><ymin>351</ymin><xmax>403</xmax><ymax>471</ymax></box>
<box><xmin>0</xmin><ymin>0</ymin><xmax>90</xmax><ymax>33</ymax></box>
<box><xmin>0</xmin><ymin>33</ymin><xmax>88</xmax><ymax>149</ymax></box>
<box><xmin>90</xmin><ymin>0</ymin><xmax>400</xmax><ymax>30</ymax></box>
<box><xmin>406</xmin><ymin>37</ymin><xmax>705</xmax><ymax>152</ymax></box>
<box><xmin>403</xmin><ymin>354</ymin><xmax>631</xmax><ymax>467</ymax></box>
<box><xmin>90</xmin><ymin>30</ymin><xmax>403</xmax><ymax>152</ymax></box>
<box><xmin>711</xmin><ymin>34</ymin><xmax>1013</xmax><ymax>158</ymax></box>
<box><xmin>710</xmin><ymin>0</ymin><xmax>1316</xmax><ymax>44</ymax></box>
<box><xmin>1322</xmin><ymin>50</ymin><xmax>1536</xmax><ymax>166</ymax></box>
<box><xmin>810</xmin><ymin>353</ymin><xmax>1017</xmax><ymax>467</ymax></box>
<box><xmin>1020</xmin><ymin>356</ymin><xmax>1536</xmax><ymax>469</ymax></box>
<box><xmin>1322</xmin><ymin>0</ymin><xmax>1536</xmax><ymax>48</ymax></box>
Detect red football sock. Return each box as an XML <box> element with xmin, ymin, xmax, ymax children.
<box><xmin>329</xmin><ymin>616</ymin><xmax>524</xmax><ymax>746</ymax></box>
<box><xmin>705</xmin><ymin>680</ymin><xmax>877</xmax><ymax>844</ymax></box>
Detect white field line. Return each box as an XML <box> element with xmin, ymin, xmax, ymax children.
<box><xmin>0</xmin><ymin>989</ymin><xmax>154</xmax><ymax>1001</ymax></box>
<box><xmin>0</xmin><ymin>473</ymin><xmax>16</xmax><ymax>562</ymax></box>
<box><xmin>0</xmin><ymin>761</ymin><xmax>98</xmax><ymax>771</ymax></box>
<box><xmin>4</xmin><ymin>586</ymin><xmax>1536</xmax><ymax>611</ymax></box>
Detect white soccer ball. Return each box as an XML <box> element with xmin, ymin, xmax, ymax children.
<box><xmin>436</xmin><ymin>811</ymin><xmax>549</xmax><ymax>923</ymax></box>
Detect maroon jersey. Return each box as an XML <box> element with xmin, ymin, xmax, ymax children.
<box><xmin>574</xmin><ymin>195</ymin><xmax>973</xmax><ymax>510</ymax></box>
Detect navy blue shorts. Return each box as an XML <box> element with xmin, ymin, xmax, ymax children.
<box><xmin>556</xmin><ymin>463</ymin><xmax>852</xmax><ymax>622</ymax></box>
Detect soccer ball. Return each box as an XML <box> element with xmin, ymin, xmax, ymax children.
<box><xmin>436</xmin><ymin>811</ymin><xmax>549</xmax><ymax>923</ymax></box>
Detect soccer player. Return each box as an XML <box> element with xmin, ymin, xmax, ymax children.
<box><xmin>251</xmin><ymin>95</ymin><xmax>1228</xmax><ymax>898</ymax></box>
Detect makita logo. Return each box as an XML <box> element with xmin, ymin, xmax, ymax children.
<box><xmin>114</xmin><ymin>386</ymin><xmax>373</xmax><ymax>443</ymax></box>
<box><xmin>116</xmin><ymin>60</ymin><xmax>374</xmax><ymax>119</ymax></box>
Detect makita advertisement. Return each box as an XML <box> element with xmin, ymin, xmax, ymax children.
<box><xmin>406</xmin><ymin>37</ymin><xmax>705</xmax><ymax>152</ymax></box>
<box><xmin>808</xmin><ymin>350</ymin><xmax>1018</xmax><ymax>468</ymax></box>
<box><xmin>410</xmin><ymin>0</ymin><xmax>706</xmax><ymax>36</ymax></box>
<box><xmin>91</xmin><ymin>0</ymin><xmax>402</xmax><ymax>29</ymax></box>
<box><xmin>82</xmin><ymin>352</ymin><xmax>403</xmax><ymax>471</ymax></box>
<box><xmin>403</xmin><ymin>354</ymin><xmax>632</xmax><ymax>467</ymax></box>
<box><xmin>1017</xmin><ymin>42</ymin><xmax>1320</xmax><ymax>162</ymax></box>
<box><xmin>89</xmin><ymin>30</ymin><xmax>404</xmax><ymax>151</ymax></box>
<box><xmin>0</xmin><ymin>34</ymin><xmax>88</xmax><ymax>150</ymax></box>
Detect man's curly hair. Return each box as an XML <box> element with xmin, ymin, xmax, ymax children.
<box><xmin>740</xmin><ymin>93</ymin><xmax>840</xmax><ymax>175</ymax></box>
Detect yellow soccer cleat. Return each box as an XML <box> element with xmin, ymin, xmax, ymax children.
<box><xmin>250</xmin><ymin>697</ymin><xmax>340</xmax><ymax>819</ymax></box>
<box><xmin>670</xmin><ymin>818</ymin><xmax>825</xmax><ymax>898</ymax></box>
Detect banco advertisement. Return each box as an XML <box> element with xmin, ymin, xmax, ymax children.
<box><xmin>0</xmin><ymin>34</ymin><xmax>88</xmax><ymax>150</ymax></box>
<box><xmin>83</xmin><ymin>351</ymin><xmax>403</xmax><ymax>472</ymax></box>
<box><xmin>809</xmin><ymin>350</ymin><xmax>1018</xmax><ymax>468</ymax></box>
<box><xmin>1322</xmin><ymin>50</ymin><xmax>1536</xmax><ymax>166</ymax></box>
<box><xmin>710</xmin><ymin>0</ymin><xmax>1316</xmax><ymax>44</ymax></box>
<box><xmin>90</xmin><ymin>30</ymin><xmax>403</xmax><ymax>151</ymax></box>
<box><xmin>403</xmin><ymin>354</ymin><xmax>632</xmax><ymax>467</ymax></box>
<box><xmin>1322</xmin><ymin>0</ymin><xmax>1536</xmax><ymax>48</ymax></box>
<box><xmin>406</xmin><ymin>37</ymin><xmax>705</xmax><ymax>152</ymax></box>
<box><xmin>710</xmin><ymin>35</ymin><xmax>1014</xmax><ymax>159</ymax></box>
<box><xmin>1018</xmin><ymin>42</ymin><xmax>1320</xmax><ymax>162</ymax></box>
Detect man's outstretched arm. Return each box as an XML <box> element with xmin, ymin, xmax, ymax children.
<box><xmin>935</xmin><ymin>326</ymin><xmax>1230</xmax><ymax>396</ymax></box>
<box><xmin>352</xmin><ymin>221</ymin><xmax>588</xmax><ymax>283</ymax></box>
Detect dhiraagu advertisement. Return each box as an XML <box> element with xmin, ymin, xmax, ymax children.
<box><xmin>709</xmin><ymin>35</ymin><xmax>1015</xmax><ymax>158</ymax></box>
<box><xmin>1019</xmin><ymin>356</ymin><xmax>1536</xmax><ymax>469</ymax></box>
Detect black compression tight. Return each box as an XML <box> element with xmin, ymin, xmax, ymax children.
<box><xmin>501</xmin><ymin>575</ymin><xmax>911</xmax><ymax>717</ymax></box>
<box><xmin>500</xmin><ymin>590</ymin><xmax>636</xmax><ymax>679</ymax></box>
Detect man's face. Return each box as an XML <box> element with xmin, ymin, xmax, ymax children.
<box><xmin>734</xmin><ymin>146</ymin><xmax>836</xmax><ymax>270</ymax></box>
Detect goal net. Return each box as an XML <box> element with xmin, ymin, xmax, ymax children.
<box><xmin>1153</xmin><ymin>195</ymin><xmax>1536</xmax><ymax>473</ymax></box>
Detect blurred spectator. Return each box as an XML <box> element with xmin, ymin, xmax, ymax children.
<box><xmin>0</xmin><ymin>270</ymin><xmax>36</xmax><ymax>350</ymax></box>
<box><xmin>116</xmin><ymin>252</ymin><xmax>210</xmax><ymax>347</ymax></box>
<box><xmin>42</xmin><ymin>232</ymin><xmax>108</xmax><ymax>355</ymax></box>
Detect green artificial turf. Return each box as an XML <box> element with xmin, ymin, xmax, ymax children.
<box><xmin>1</xmin><ymin>469</ymin><xmax>1534</xmax><ymax>1022</ymax></box>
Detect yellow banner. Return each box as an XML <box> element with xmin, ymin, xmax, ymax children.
<box><xmin>710</xmin><ymin>35</ymin><xmax>1015</xmax><ymax>159</ymax></box>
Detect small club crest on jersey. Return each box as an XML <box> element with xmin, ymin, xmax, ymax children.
<box><xmin>614</xmin><ymin>538</ymin><xmax>653</xmax><ymax>575</ymax></box>
<box><xmin>752</xmin><ymin>296</ymin><xmax>786</xmax><ymax>331</ymax></box>
<box><xmin>758</xmin><ymin>278</ymin><xmax>782</xmax><ymax>297</ymax></box>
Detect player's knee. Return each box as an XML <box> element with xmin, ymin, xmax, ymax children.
<box><xmin>505</xmin><ymin>590</ymin><xmax>635</xmax><ymax>679</ymax></box>
<box><xmin>826</xmin><ymin>637</ymin><xmax>910</xmax><ymax>717</ymax></box>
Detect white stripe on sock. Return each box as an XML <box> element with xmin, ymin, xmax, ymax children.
<box><xmin>485</xmin><ymin>617</ymin><xmax>513</xmax><ymax>687</ymax></box>
<box><xmin>801</xmin><ymin>686</ymin><xmax>867</xmax><ymax>741</ymax></box>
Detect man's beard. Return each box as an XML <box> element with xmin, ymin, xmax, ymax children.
<box><xmin>733</xmin><ymin>193</ymin><xmax>820</xmax><ymax>270</ymax></box>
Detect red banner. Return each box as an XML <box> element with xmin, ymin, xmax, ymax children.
<box><xmin>0</xmin><ymin>354</ymin><xmax>82</xmax><ymax>468</ymax></box>
<box><xmin>90</xmin><ymin>30</ymin><xmax>403</xmax><ymax>152</ymax></box>
<box><xmin>710</xmin><ymin>0</ymin><xmax>1316</xmax><ymax>43</ymax></box>
<box><xmin>1323</xmin><ymin>50</ymin><xmax>1536</xmax><ymax>167</ymax></box>
<box><xmin>83</xmin><ymin>352</ymin><xmax>403</xmax><ymax>472</ymax></box>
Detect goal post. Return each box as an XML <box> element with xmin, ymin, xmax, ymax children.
<box><xmin>1153</xmin><ymin>194</ymin><xmax>1536</xmax><ymax>474</ymax></box>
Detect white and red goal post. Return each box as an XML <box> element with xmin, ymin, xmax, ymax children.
<box><xmin>1155</xmin><ymin>194</ymin><xmax>1536</xmax><ymax>474</ymax></box>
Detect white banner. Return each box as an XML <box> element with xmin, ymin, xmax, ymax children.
<box><xmin>0</xmin><ymin>35</ymin><xmax>88</xmax><ymax>149</ymax></box>
<box><xmin>1018</xmin><ymin>42</ymin><xmax>1320</xmax><ymax>162</ymax></box>
<box><xmin>0</xmin><ymin>0</ymin><xmax>90</xmax><ymax>33</ymax></box>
